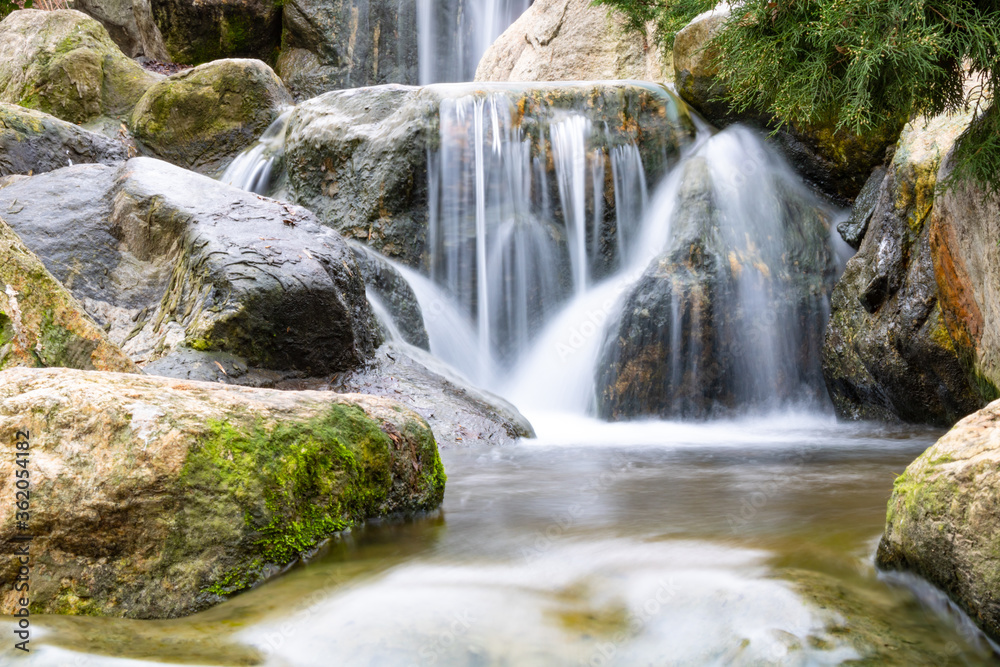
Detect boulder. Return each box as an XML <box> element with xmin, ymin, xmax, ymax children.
<box><xmin>877</xmin><ymin>399</ymin><xmax>1000</xmax><ymax>642</ymax></box>
<box><xmin>350</xmin><ymin>242</ymin><xmax>429</xmax><ymax>350</ymax></box>
<box><xmin>475</xmin><ymin>0</ymin><xmax>669</xmax><ymax>84</ymax></box>
<box><xmin>69</xmin><ymin>0</ymin><xmax>169</xmax><ymax>60</ymax></box>
<box><xmin>285</xmin><ymin>82</ymin><xmax>696</xmax><ymax>269</ymax></box>
<box><xmin>331</xmin><ymin>343</ymin><xmax>534</xmax><ymax>447</ymax></box>
<box><xmin>0</xmin><ymin>103</ymin><xmax>129</xmax><ymax>177</ymax></box>
<box><xmin>597</xmin><ymin>130</ymin><xmax>838</xmax><ymax>419</ymax></box>
<box><xmin>129</xmin><ymin>59</ymin><xmax>292</xmax><ymax>175</ymax></box>
<box><xmin>149</xmin><ymin>0</ymin><xmax>281</xmax><ymax>65</ymax></box>
<box><xmin>672</xmin><ymin>9</ymin><xmax>900</xmax><ymax>204</ymax></box>
<box><xmin>277</xmin><ymin>0</ymin><xmax>418</xmax><ymax>101</ymax></box>
<box><xmin>0</xmin><ymin>9</ymin><xmax>160</xmax><ymax>125</ymax></box>
<box><xmin>0</xmin><ymin>367</ymin><xmax>445</xmax><ymax>618</ymax></box>
<box><xmin>822</xmin><ymin>112</ymin><xmax>988</xmax><ymax>426</ymax></box>
<box><xmin>0</xmin><ymin>158</ymin><xmax>380</xmax><ymax>375</ymax></box>
<box><xmin>0</xmin><ymin>216</ymin><xmax>137</xmax><ymax>373</ymax></box>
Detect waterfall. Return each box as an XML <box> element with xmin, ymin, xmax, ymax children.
<box><xmin>219</xmin><ymin>110</ymin><xmax>292</xmax><ymax>196</ymax></box>
<box><xmin>416</xmin><ymin>0</ymin><xmax>532</xmax><ymax>84</ymax></box>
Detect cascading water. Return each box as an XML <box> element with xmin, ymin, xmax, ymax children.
<box><xmin>220</xmin><ymin>110</ymin><xmax>292</xmax><ymax>195</ymax></box>
<box><xmin>416</xmin><ymin>0</ymin><xmax>532</xmax><ymax>84</ymax></box>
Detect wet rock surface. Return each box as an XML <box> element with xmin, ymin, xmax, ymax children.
<box><xmin>0</xmin><ymin>158</ymin><xmax>379</xmax><ymax>375</ymax></box>
<box><xmin>149</xmin><ymin>0</ymin><xmax>281</xmax><ymax>65</ymax></box>
<box><xmin>0</xmin><ymin>367</ymin><xmax>445</xmax><ymax>619</ymax></box>
<box><xmin>822</xmin><ymin>112</ymin><xmax>988</xmax><ymax>426</ymax></box>
<box><xmin>0</xmin><ymin>103</ymin><xmax>129</xmax><ymax>177</ymax></box>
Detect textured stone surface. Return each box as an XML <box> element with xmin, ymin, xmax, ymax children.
<box><xmin>278</xmin><ymin>0</ymin><xmax>417</xmax><ymax>100</ymax></box>
<box><xmin>877</xmin><ymin>399</ymin><xmax>1000</xmax><ymax>642</ymax></box>
<box><xmin>0</xmin><ymin>158</ymin><xmax>379</xmax><ymax>375</ymax></box>
<box><xmin>0</xmin><ymin>9</ymin><xmax>160</xmax><ymax>125</ymax></box>
<box><xmin>332</xmin><ymin>343</ymin><xmax>535</xmax><ymax>447</ymax></box>
<box><xmin>149</xmin><ymin>0</ymin><xmax>281</xmax><ymax>65</ymax></box>
<box><xmin>822</xmin><ymin>112</ymin><xmax>987</xmax><ymax>425</ymax></box>
<box><xmin>0</xmin><ymin>103</ymin><xmax>129</xmax><ymax>177</ymax></box>
<box><xmin>69</xmin><ymin>0</ymin><xmax>169</xmax><ymax>59</ymax></box>
<box><xmin>130</xmin><ymin>58</ymin><xmax>291</xmax><ymax>174</ymax></box>
<box><xmin>0</xmin><ymin>367</ymin><xmax>445</xmax><ymax>618</ymax></box>
<box><xmin>475</xmin><ymin>0</ymin><xmax>669</xmax><ymax>83</ymax></box>
<box><xmin>0</xmin><ymin>216</ymin><xmax>137</xmax><ymax>373</ymax></box>
<box><xmin>673</xmin><ymin>9</ymin><xmax>900</xmax><ymax>204</ymax></box>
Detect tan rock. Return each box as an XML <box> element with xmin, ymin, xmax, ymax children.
<box><xmin>877</xmin><ymin>399</ymin><xmax>1000</xmax><ymax>642</ymax></box>
<box><xmin>0</xmin><ymin>367</ymin><xmax>445</xmax><ymax>618</ymax></box>
<box><xmin>475</xmin><ymin>0</ymin><xmax>669</xmax><ymax>83</ymax></box>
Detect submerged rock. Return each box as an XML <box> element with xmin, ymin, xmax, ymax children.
<box><xmin>0</xmin><ymin>158</ymin><xmax>379</xmax><ymax>375</ymax></box>
<box><xmin>475</xmin><ymin>0</ymin><xmax>669</xmax><ymax>84</ymax></box>
<box><xmin>331</xmin><ymin>343</ymin><xmax>534</xmax><ymax>447</ymax></box>
<box><xmin>597</xmin><ymin>130</ymin><xmax>838</xmax><ymax>419</ymax></box>
<box><xmin>0</xmin><ymin>9</ymin><xmax>160</xmax><ymax>125</ymax></box>
<box><xmin>130</xmin><ymin>58</ymin><xmax>292</xmax><ymax>174</ymax></box>
<box><xmin>0</xmin><ymin>103</ymin><xmax>129</xmax><ymax>177</ymax></box>
<box><xmin>0</xmin><ymin>367</ymin><xmax>445</xmax><ymax>618</ymax></box>
<box><xmin>822</xmin><ymin>112</ymin><xmax>987</xmax><ymax>426</ymax></box>
<box><xmin>277</xmin><ymin>0</ymin><xmax>418</xmax><ymax>100</ymax></box>
<box><xmin>0</xmin><ymin>216</ymin><xmax>137</xmax><ymax>373</ymax></box>
<box><xmin>877</xmin><ymin>399</ymin><xmax>1000</xmax><ymax>642</ymax></box>
<box><xmin>672</xmin><ymin>9</ymin><xmax>899</xmax><ymax>204</ymax></box>
<box><xmin>284</xmin><ymin>82</ymin><xmax>695</xmax><ymax>269</ymax></box>
<box><xmin>150</xmin><ymin>0</ymin><xmax>281</xmax><ymax>65</ymax></box>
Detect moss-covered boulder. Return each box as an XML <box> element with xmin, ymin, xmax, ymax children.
<box><xmin>130</xmin><ymin>58</ymin><xmax>291</xmax><ymax>175</ymax></box>
<box><xmin>285</xmin><ymin>82</ymin><xmax>695</xmax><ymax>269</ymax></box>
<box><xmin>0</xmin><ymin>158</ymin><xmax>379</xmax><ymax>375</ymax></box>
<box><xmin>0</xmin><ymin>367</ymin><xmax>444</xmax><ymax>618</ymax></box>
<box><xmin>876</xmin><ymin>399</ymin><xmax>1000</xmax><ymax>642</ymax></box>
<box><xmin>673</xmin><ymin>9</ymin><xmax>900</xmax><ymax>204</ymax></box>
<box><xmin>0</xmin><ymin>216</ymin><xmax>137</xmax><ymax>373</ymax></box>
<box><xmin>150</xmin><ymin>0</ymin><xmax>281</xmax><ymax>65</ymax></box>
<box><xmin>474</xmin><ymin>0</ymin><xmax>670</xmax><ymax>84</ymax></box>
<box><xmin>822</xmin><ymin>111</ymin><xmax>989</xmax><ymax>426</ymax></box>
<box><xmin>0</xmin><ymin>9</ymin><xmax>160</xmax><ymax>125</ymax></box>
<box><xmin>278</xmin><ymin>0</ymin><xmax>418</xmax><ymax>100</ymax></box>
<box><xmin>0</xmin><ymin>103</ymin><xmax>129</xmax><ymax>177</ymax></box>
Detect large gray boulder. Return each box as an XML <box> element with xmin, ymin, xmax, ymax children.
<box><xmin>129</xmin><ymin>59</ymin><xmax>292</xmax><ymax>175</ymax></box>
<box><xmin>0</xmin><ymin>367</ymin><xmax>445</xmax><ymax>618</ymax></box>
<box><xmin>0</xmin><ymin>10</ymin><xmax>160</xmax><ymax>125</ymax></box>
<box><xmin>822</xmin><ymin>111</ymin><xmax>991</xmax><ymax>426</ymax></box>
<box><xmin>0</xmin><ymin>158</ymin><xmax>379</xmax><ymax>375</ymax></box>
<box><xmin>284</xmin><ymin>82</ymin><xmax>696</xmax><ymax>270</ymax></box>
<box><xmin>277</xmin><ymin>0</ymin><xmax>418</xmax><ymax>100</ymax></box>
<box><xmin>475</xmin><ymin>0</ymin><xmax>669</xmax><ymax>83</ymax></box>
<box><xmin>877</xmin><ymin>398</ymin><xmax>1000</xmax><ymax>642</ymax></box>
<box><xmin>0</xmin><ymin>103</ymin><xmax>128</xmax><ymax>177</ymax></box>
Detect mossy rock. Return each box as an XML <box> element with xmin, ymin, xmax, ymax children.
<box><xmin>0</xmin><ymin>102</ymin><xmax>129</xmax><ymax>176</ymax></box>
<box><xmin>0</xmin><ymin>9</ymin><xmax>160</xmax><ymax>125</ymax></box>
<box><xmin>0</xmin><ymin>216</ymin><xmax>137</xmax><ymax>373</ymax></box>
<box><xmin>877</xmin><ymin>400</ymin><xmax>1000</xmax><ymax>643</ymax></box>
<box><xmin>130</xmin><ymin>58</ymin><xmax>291</xmax><ymax>175</ymax></box>
<box><xmin>0</xmin><ymin>367</ymin><xmax>445</xmax><ymax>619</ymax></box>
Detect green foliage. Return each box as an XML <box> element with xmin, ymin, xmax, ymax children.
<box><xmin>597</xmin><ymin>0</ymin><xmax>1000</xmax><ymax>192</ymax></box>
<box><xmin>0</xmin><ymin>0</ymin><xmax>31</xmax><ymax>20</ymax></box>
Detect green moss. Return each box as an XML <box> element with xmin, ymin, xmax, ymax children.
<box><xmin>886</xmin><ymin>463</ymin><xmax>958</xmax><ymax>527</ymax></box>
<box><xmin>179</xmin><ymin>404</ymin><xmax>442</xmax><ymax>598</ymax></box>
